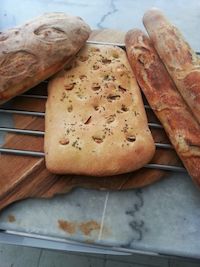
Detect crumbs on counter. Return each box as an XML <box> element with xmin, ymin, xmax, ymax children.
<box><xmin>79</xmin><ymin>220</ymin><xmax>100</xmax><ymax>235</ymax></box>
<box><xmin>58</xmin><ymin>219</ymin><xmax>110</xmax><ymax>237</ymax></box>
<box><xmin>58</xmin><ymin>219</ymin><xmax>76</xmax><ymax>234</ymax></box>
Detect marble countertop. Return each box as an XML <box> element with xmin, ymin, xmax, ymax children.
<box><xmin>1</xmin><ymin>0</ymin><xmax>200</xmax><ymax>259</ymax></box>
<box><xmin>1</xmin><ymin>0</ymin><xmax>200</xmax><ymax>51</ymax></box>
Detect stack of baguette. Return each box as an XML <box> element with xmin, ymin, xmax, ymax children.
<box><xmin>125</xmin><ymin>8</ymin><xmax>200</xmax><ymax>187</ymax></box>
<box><xmin>0</xmin><ymin>10</ymin><xmax>200</xmax><ymax>188</ymax></box>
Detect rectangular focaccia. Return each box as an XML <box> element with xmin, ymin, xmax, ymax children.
<box><xmin>143</xmin><ymin>8</ymin><xmax>200</xmax><ymax>124</ymax></box>
<box><xmin>45</xmin><ymin>45</ymin><xmax>155</xmax><ymax>176</ymax></box>
<box><xmin>125</xmin><ymin>29</ymin><xmax>200</xmax><ymax>187</ymax></box>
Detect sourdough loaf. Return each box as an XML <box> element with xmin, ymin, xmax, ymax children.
<box><xmin>0</xmin><ymin>13</ymin><xmax>91</xmax><ymax>104</ymax></box>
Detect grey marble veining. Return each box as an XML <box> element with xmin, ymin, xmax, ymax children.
<box><xmin>1</xmin><ymin>0</ymin><xmax>200</xmax><ymax>259</ymax></box>
<box><xmin>1</xmin><ymin>0</ymin><xmax>200</xmax><ymax>50</ymax></box>
<box><xmin>0</xmin><ymin>173</ymin><xmax>200</xmax><ymax>258</ymax></box>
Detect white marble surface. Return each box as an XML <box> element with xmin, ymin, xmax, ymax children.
<box><xmin>1</xmin><ymin>173</ymin><xmax>200</xmax><ymax>258</ymax></box>
<box><xmin>1</xmin><ymin>0</ymin><xmax>200</xmax><ymax>259</ymax></box>
<box><xmin>1</xmin><ymin>0</ymin><xmax>200</xmax><ymax>50</ymax></box>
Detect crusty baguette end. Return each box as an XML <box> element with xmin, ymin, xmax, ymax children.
<box><xmin>125</xmin><ymin>29</ymin><xmax>200</xmax><ymax>187</ymax></box>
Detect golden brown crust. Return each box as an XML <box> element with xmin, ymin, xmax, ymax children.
<box><xmin>125</xmin><ymin>29</ymin><xmax>200</xmax><ymax>187</ymax></box>
<box><xmin>0</xmin><ymin>13</ymin><xmax>91</xmax><ymax>104</ymax></box>
<box><xmin>45</xmin><ymin>44</ymin><xmax>155</xmax><ymax>176</ymax></box>
<box><xmin>143</xmin><ymin>8</ymin><xmax>200</xmax><ymax>124</ymax></box>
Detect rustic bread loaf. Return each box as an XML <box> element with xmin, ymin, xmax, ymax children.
<box><xmin>0</xmin><ymin>13</ymin><xmax>91</xmax><ymax>104</ymax></box>
<box><xmin>125</xmin><ymin>29</ymin><xmax>200</xmax><ymax>187</ymax></box>
<box><xmin>143</xmin><ymin>8</ymin><xmax>200</xmax><ymax>124</ymax></box>
<box><xmin>45</xmin><ymin>44</ymin><xmax>155</xmax><ymax>176</ymax></box>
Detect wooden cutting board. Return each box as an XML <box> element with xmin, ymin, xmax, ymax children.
<box><xmin>0</xmin><ymin>29</ymin><xmax>181</xmax><ymax>212</ymax></box>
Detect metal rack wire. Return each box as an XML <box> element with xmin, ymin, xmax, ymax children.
<box><xmin>0</xmin><ymin>90</ymin><xmax>186</xmax><ymax>173</ymax></box>
<box><xmin>0</xmin><ymin>41</ymin><xmax>195</xmax><ymax>174</ymax></box>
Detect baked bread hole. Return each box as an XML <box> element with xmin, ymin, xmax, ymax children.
<box><xmin>103</xmin><ymin>74</ymin><xmax>110</xmax><ymax>81</ymax></box>
<box><xmin>79</xmin><ymin>75</ymin><xmax>87</xmax><ymax>80</ymax></box>
<box><xmin>107</xmin><ymin>94</ymin><xmax>120</xmax><ymax>102</ymax></box>
<box><xmin>92</xmin><ymin>82</ymin><xmax>101</xmax><ymax>91</ymax></box>
<box><xmin>65</xmin><ymin>83</ymin><xmax>75</xmax><ymax>90</ymax></box>
<box><xmin>106</xmin><ymin>114</ymin><xmax>116</xmax><ymax>123</ymax></box>
<box><xmin>126</xmin><ymin>135</ymin><xmax>136</xmax><ymax>142</ymax></box>
<box><xmin>94</xmin><ymin>105</ymin><xmax>100</xmax><ymax>111</ymax></box>
<box><xmin>118</xmin><ymin>85</ymin><xmax>127</xmax><ymax>93</ymax></box>
<box><xmin>92</xmin><ymin>64</ymin><xmax>99</xmax><ymax>70</ymax></box>
<box><xmin>121</xmin><ymin>104</ymin><xmax>129</xmax><ymax>112</ymax></box>
<box><xmin>84</xmin><ymin>116</ymin><xmax>92</xmax><ymax>124</ymax></box>
<box><xmin>59</xmin><ymin>138</ymin><xmax>69</xmax><ymax>145</ymax></box>
<box><xmin>103</xmin><ymin>74</ymin><xmax>116</xmax><ymax>81</ymax></box>
<box><xmin>102</xmin><ymin>58</ymin><xmax>112</xmax><ymax>64</ymax></box>
<box><xmin>112</xmin><ymin>51</ymin><xmax>119</xmax><ymax>58</ymax></box>
<box><xmin>67</xmin><ymin>105</ymin><xmax>73</xmax><ymax>112</ymax></box>
<box><xmin>92</xmin><ymin>136</ymin><xmax>103</xmax><ymax>144</ymax></box>
<box><xmin>76</xmin><ymin>94</ymin><xmax>85</xmax><ymax>99</ymax></box>
<box><xmin>60</xmin><ymin>92</ymin><xmax>67</xmax><ymax>101</ymax></box>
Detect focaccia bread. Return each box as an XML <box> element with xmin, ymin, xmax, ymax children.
<box><xmin>125</xmin><ymin>29</ymin><xmax>200</xmax><ymax>187</ymax></box>
<box><xmin>0</xmin><ymin>13</ymin><xmax>91</xmax><ymax>104</ymax></box>
<box><xmin>143</xmin><ymin>8</ymin><xmax>200</xmax><ymax>124</ymax></box>
<box><xmin>45</xmin><ymin>44</ymin><xmax>155</xmax><ymax>176</ymax></box>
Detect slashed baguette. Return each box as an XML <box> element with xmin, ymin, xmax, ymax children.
<box><xmin>125</xmin><ymin>29</ymin><xmax>200</xmax><ymax>187</ymax></box>
<box><xmin>0</xmin><ymin>13</ymin><xmax>91</xmax><ymax>104</ymax></box>
<box><xmin>143</xmin><ymin>8</ymin><xmax>200</xmax><ymax>124</ymax></box>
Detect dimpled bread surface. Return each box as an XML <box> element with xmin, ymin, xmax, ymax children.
<box><xmin>45</xmin><ymin>45</ymin><xmax>155</xmax><ymax>176</ymax></box>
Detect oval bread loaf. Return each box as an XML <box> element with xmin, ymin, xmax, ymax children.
<box><xmin>143</xmin><ymin>8</ymin><xmax>200</xmax><ymax>124</ymax></box>
<box><xmin>0</xmin><ymin>13</ymin><xmax>91</xmax><ymax>104</ymax></box>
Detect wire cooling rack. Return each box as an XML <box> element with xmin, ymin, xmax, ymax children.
<box><xmin>0</xmin><ymin>41</ymin><xmax>197</xmax><ymax>174</ymax></box>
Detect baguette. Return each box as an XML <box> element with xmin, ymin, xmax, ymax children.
<box><xmin>0</xmin><ymin>13</ymin><xmax>91</xmax><ymax>104</ymax></box>
<box><xmin>143</xmin><ymin>8</ymin><xmax>200</xmax><ymax>124</ymax></box>
<box><xmin>125</xmin><ymin>29</ymin><xmax>200</xmax><ymax>187</ymax></box>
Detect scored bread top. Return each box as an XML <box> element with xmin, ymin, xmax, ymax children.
<box><xmin>45</xmin><ymin>44</ymin><xmax>155</xmax><ymax>176</ymax></box>
<box><xmin>0</xmin><ymin>13</ymin><xmax>91</xmax><ymax>104</ymax></box>
<box><xmin>143</xmin><ymin>9</ymin><xmax>200</xmax><ymax>124</ymax></box>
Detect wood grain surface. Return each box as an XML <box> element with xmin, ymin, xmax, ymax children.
<box><xmin>0</xmin><ymin>29</ymin><xmax>181</xmax><ymax>212</ymax></box>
